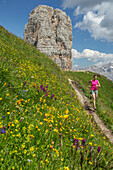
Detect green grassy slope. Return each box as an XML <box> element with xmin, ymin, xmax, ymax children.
<box><xmin>65</xmin><ymin>71</ymin><xmax>113</xmax><ymax>132</ymax></box>
<box><xmin>0</xmin><ymin>26</ymin><xmax>113</xmax><ymax>169</ymax></box>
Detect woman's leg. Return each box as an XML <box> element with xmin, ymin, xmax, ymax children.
<box><xmin>95</xmin><ymin>93</ymin><xmax>97</xmax><ymax>109</ymax></box>
<box><xmin>95</xmin><ymin>91</ymin><xmax>98</xmax><ymax>108</ymax></box>
<box><xmin>92</xmin><ymin>93</ymin><xmax>96</xmax><ymax>108</ymax></box>
<box><xmin>95</xmin><ymin>91</ymin><xmax>98</xmax><ymax>100</ymax></box>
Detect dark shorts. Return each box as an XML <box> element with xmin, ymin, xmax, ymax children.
<box><xmin>91</xmin><ymin>90</ymin><xmax>98</xmax><ymax>95</ymax></box>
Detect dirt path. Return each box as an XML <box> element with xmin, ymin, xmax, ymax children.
<box><xmin>68</xmin><ymin>79</ymin><xmax>113</xmax><ymax>144</ymax></box>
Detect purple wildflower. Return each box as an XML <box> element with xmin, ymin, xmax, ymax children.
<box><xmin>40</xmin><ymin>84</ymin><xmax>43</xmax><ymax>89</ymax></box>
<box><xmin>89</xmin><ymin>146</ymin><xmax>92</xmax><ymax>150</ymax></box>
<box><xmin>42</xmin><ymin>87</ymin><xmax>46</xmax><ymax>93</ymax></box>
<box><xmin>59</xmin><ymin>133</ymin><xmax>62</xmax><ymax>139</ymax></box>
<box><xmin>97</xmin><ymin>146</ymin><xmax>101</xmax><ymax>153</ymax></box>
<box><xmin>55</xmin><ymin>97</ymin><xmax>57</xmax><ymax>100</ymax></box>
<box><xmin>1</xmin><ymin>129</ymin><xmax>5</xmax><ymax>134</ymax></box>
<box><xmin>2</xmin><ymin>116</ymin><xmax>5</xmax><ymax>119</ymax></box>
<box><xmin>37</xmin><ymin>86</ymin><xmax>39</xmax><ymax>89</ymax></box>
<box><xmin>51</xmin><ymin>94</ymin><xmax>54</xmax><ymax>99</ymax></box>
<box><xmin>82</xmin><ymin>138</ymin><xmax>86</xmax><ymax>146</ymax></box>
<box><xmin>3</xmin><ymin>126</ymin><xmax>6</xmax><ymax>129</ymax></box>
<box><xmin>24</xmin><ymin>81</ymin><xmax>27</xmax><ymax>85</ymax></box>
<box><xmin>45</xmin><ymin>93</ymin><xmax>48</xmax><ymax>97</ymax></box>
<box><xmin>73</xmin><ymin>138</ymin><xmax>79</xmax><ymax>145</ymax></box>
<box><xmin>46</xmin><ymin>85</ymin><xmax>48</xmax><ymax>89</ymax></box>
<box><xmin>1</xmin><ymin>57</ymin><xmax>3</xmax><ymax>59</ymax></box>
<box><xmin>37</xmin><ymin>89</ymin><xmax>39</xmax><ymax>92</ymax></box>
<box><xmin>85</xmin><ymin>150</ymin><xmax>87</xmax><ymax>153</ymax></box>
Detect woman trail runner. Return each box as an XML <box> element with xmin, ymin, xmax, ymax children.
<box><xmin>88</xmin><ymin>75</ymin><xmax>101</xmax><ymax>110</ymax></box>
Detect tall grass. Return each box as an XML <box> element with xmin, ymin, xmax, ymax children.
<box><xmin>0</xmin><ymin>26</ymin><xmax>113</xmax><ymax>169</ymax></box>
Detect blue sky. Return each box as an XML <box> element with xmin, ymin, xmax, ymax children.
<box><xmin>0</xmin><ymin>0</ymin><xmax>113</xmax><ymax>69</ymax></box>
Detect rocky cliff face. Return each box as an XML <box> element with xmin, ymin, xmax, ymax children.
<box><xmin>24</xmin><ymin>5</ymin><xmax>72</xmax><ymax>71</ymax></box>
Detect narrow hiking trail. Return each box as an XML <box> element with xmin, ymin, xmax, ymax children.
<box><xmin>68</xmin><ymin>79</ymin><xmax>113</xmax><ymax>144</ymax></box>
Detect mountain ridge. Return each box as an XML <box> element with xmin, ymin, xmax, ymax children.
<box><xmin>73</xmin><ymin>62</ymin><xmax>113</xmax><ymax>81</ymax></box>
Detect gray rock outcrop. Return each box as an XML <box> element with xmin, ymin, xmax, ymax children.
<box><xmin>23</xmin><ymin>5</ymin><xmax>72</xmax><ymax>70</ymax></box>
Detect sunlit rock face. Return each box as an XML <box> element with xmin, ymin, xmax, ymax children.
<box><xmin>24</xmin><ymin>5</ymin><xmax>72</xmax><ymax>71</ymax></box>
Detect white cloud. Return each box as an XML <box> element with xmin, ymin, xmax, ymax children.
<box><xmin>72</xmin><ymin>49</ymin><xmax>113</xmax><ymax>62</ymax></box>
<box><xmin>73</xmin><ymin>64</ymin><xmax>78</xmax><ymax>68</ymax></box>
<box><xmin>62</xmin><ymin>0</ymin><xmax>113</xmax><ymax>41</ymax></box>
<box><xmin>62</xmin><ymin>0</ymin><xmax>109</xmax><ymax>10</ymax></box>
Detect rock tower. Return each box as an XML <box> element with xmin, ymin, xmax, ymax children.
<box><xmin>24</xmin><ymin>5</ymin><xmax>72</xmax><ymax>70</ymax></box>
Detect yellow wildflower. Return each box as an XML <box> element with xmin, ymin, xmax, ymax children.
<box><xmin>33</xmin><ymin>154</ymin><xmax>36</xmax><ymax>157</ymax></box>
<box><xmin>30</xmin><ymin>135</ymin><xmax>34</xmax><ymax>138</ymax></box>
<box><xmin>54</xmin><ymin>128</ymin><xmax>58</xmax><ymax>133</ymax></box>
<box><xmin>6</xmin><ymin>93</ymin><xmax>9</xmax><ymax>96</ymax></box>
<box><xmin>4</xmin><ymin>82</ymin><xmax>7</xmax><ymax>86</ymax></box>
<box><xmin>64</xmin><ymin>166</ymin><xmax>70</xmax><ymax>170</ymax></box>
<box><xmin>14</xmin><ymin>120</ymin><xmax>19</xmax><ymax>124</ymax></box>
<box><xmin>45</xmin><ymin>159</ymin><xmax>49</xmax><ymax>163</ymax></box>
<box><xmin>65</xmin><ymin>109</ymin><xmax>69</xmax><ymax>114</ymax></box>
<box><xmin>24</xmin><ymin>150</ymin><xmax>27</xmax><ymax>154</ymax></box>
<box><xmin>73</xmin><ymin>145</ymin><xmax>75</xmax><ymax>149</ymax></box>
<box><xmin>64</xmin><ymin>115</ymin><xmax>69</xmax><ymax>119</ymax></box>
<box><xmin>78</xmin><ymin>137</ymin><xmax>83</xmax><ymax>140</ymax></box>
<box><xmin>22</xmin><ymin>143</ymin><xmax>25</xmax><ymax>149</ymax></box>
<box><xmin>89</xmin><ymin>161</ymin><xmax>93</xmax><ymax>165</ymax></box>
<box><xmin>29</xmin><ymin>146</ymin><xmax>34</xmax><ymax>152</ymax></box>
<box><xmin>7</xmin><ymin>112</ymin><xmax>10</xmax><ymax>115</ymax></box>
<box><xmin>89</xmin><ymin>142</ymin><xmax>92</xmax><ymax>146</ymax></box>
<box><xmin>1</xmin><ymin>158</ymin><xmax>3</xmax><ymax>161</ymax></box>
<box><xmin>40</xmin><ymin>122</ymin><xmax>43</xmax><ymax>125</ymax></box>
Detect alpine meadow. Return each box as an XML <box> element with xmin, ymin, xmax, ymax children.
<box><xmin>0</xmin><ymin>26</ymin><xmax>113</xmax><ymax>170</ymax></box>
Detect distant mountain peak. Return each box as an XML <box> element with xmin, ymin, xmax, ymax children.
<box><xmin>73</xmin><ymin>62</ymin><xmax>113</xmax><ymax>81</ymax></box>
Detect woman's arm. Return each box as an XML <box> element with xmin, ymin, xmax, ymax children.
<box><xmin>88</xmin><ymin>80</ymin><xmax>91</xmax><ymax>88</ymax></box>
<box><xmin>98</xmin><ymin>81</ymin><xmax>101</xmax><ymax>87</ymax></box>
<box><xmin>96</xmin><ymin>81</ymin><xmax>101</xmax><ymax>87</ymax></box>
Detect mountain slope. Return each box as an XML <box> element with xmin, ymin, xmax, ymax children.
<box><xmin>0</xmin><ymin>26</ymin><xmax>113</xmax><ymax>169</ymax></box>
